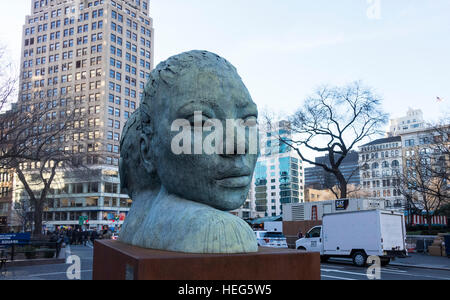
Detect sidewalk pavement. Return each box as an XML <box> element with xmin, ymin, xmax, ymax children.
<box><xmin>391</xmin><ymin>253</ymin><xmax>450</xmax><ymax>271</ymax></box>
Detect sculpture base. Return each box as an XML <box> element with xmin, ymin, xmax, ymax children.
<box><xmin>93</xmin><ymin>240</ymin><xmax>320</xmax><ymax>280</ymax></box>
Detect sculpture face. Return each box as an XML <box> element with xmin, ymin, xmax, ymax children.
<box><xmin>147</xmin><ymin>66</ymin><xmax>259</xmax><ymax>211</ymax></box>
<box><xmin>121</xmin><ymin>51</ymin><xmax>259</xmax><ymax>253</ymax></box>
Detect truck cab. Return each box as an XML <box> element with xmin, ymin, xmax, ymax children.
<box><xmin>296</xmin><ymin>226</ymin><xmax>323</xmax><ymax>254</ymax></box>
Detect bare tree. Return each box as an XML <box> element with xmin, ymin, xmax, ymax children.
<box><xmin>427</xmin><ymin>121</ymin><xmax>449</xmax><ymax>181</ymax></box>
<box><xmin>394</xmin><ymin>144</ymin><xmax>449</xmax><ymax>231</ymax></box>
<box><xmin>0</xmin><ymin>46</ymin><xmax>18</xmax><ymax>113</ymax></box>
<box><xmin>0</xmin><ymin>99</ymin><xmax>89</xmax><ymax>236</ymax></box>
<box><xmin>325</xmin><ymin>160</ymin><xmax>363</xmax><ymax>199</ymax></box>
<box><xmin>0</xmin><ymin>44</ymin><xmax>98</xmax><ymax>235</ymax></box>
<box><xmin>12</xmin><ymin>196</ymin><xmax>33</xmax><ymax>232</ymax></box>
<box><xmin>266</xmin><ymin>81</ymin><xmax>388</xmax><ymax>199</ymax></box>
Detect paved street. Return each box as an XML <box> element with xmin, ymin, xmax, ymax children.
<box><xmin>1</xmin><ymin>245</ymin><xmax>449</xmax><ymax>280</ymax></box>
<box><xmin>321</xmin><ymin>258</ymin><xmax>450</xmax><ymax>280</ymax></box>
<box><xmin>0</xmin><ymin>244</ymin><xmax>94</xmax><ymax>280</ymax></box>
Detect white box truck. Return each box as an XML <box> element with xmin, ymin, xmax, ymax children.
<box><xmin>295</xmin><ymin>210</ymin><xmax>407</xmax><ymax>267</ymax></box>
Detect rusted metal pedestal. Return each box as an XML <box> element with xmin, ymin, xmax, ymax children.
<box><xmin>93</xmin><ymin>240</ymin><xmax>320</xmax><ymax>280</ymax></box>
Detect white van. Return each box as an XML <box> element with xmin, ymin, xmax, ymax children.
<box><xmin>255</xmin><ymin>231</ymin><xmax>288</xmax><ymax>249</ymax></box>
<box><xmin>295</xmin><ymin>210</ymin><xmax>407</xmax><ymax>267</ymax></box>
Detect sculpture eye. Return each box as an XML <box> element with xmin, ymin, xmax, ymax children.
<box><xmin>187</xmin><ymin>113</ymin><xmax>211</xmax><ymax>127</ymax></box>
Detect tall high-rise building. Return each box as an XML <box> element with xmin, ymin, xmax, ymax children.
<box><xmin>249</xmin><ymin>121</ymin><xmax>305</xmax><ymax>218</ymax></box>
<box><xmin>14</xmin><ymin>0</ymin><xmax>154</xmax><ymax>231</ymax></box>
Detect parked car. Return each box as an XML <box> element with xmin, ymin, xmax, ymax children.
<box><xmin>254</xmin><ymin>231</ymin><xmax>288</xmax><ymax>248</ymax></box>
<box><xmin>295</xmin><ymin>210</ymin><xmax>407</xmax><ymax>267</ymax></box>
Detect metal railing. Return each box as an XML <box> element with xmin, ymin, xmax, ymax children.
<box><xmin>405</xmin><ymin>235</ymin><xmax>436</xmax><ymax>253</ymax></box>
<box><xmin>0</xmin><ymin>240</ymin><xmax>61</xmax><ymax>266</ymax></box>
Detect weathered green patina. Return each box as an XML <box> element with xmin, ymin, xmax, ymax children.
<box><xmin>119</xmin><ymin>50</ymin><xmax>259</xmax><ymax>254</ymax></box>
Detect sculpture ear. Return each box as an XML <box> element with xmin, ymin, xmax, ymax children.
<box><xmin>140</xmin><ymin>133</ymin><xmax>156</xmax><ymax>176</ymax></box>
<box><xmin>118</xmin><ymin>157</ymin><xmax>129</xmax><ymax>196</ymax></box>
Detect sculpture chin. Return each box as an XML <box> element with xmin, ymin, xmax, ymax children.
<box><xmin>119</xmin><ymin>187</ymin><xmax>258</xmax><ymax>254</ymax></box>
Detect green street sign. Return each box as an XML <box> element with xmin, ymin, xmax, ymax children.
<box><xmin>78</xmin><ymin>216</ymin><xmax>89</xmax><ymax>225</ymax></box>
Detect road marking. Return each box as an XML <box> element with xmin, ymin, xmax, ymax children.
<box><xmin>321</xmin><ymin>264</ymin><xmax>345</xmax><ymax>269</ymax></box>
<box><xmin>321</xmin><ymin>275</ymin><xmax>356</xmax><ymax>280</ymax></box>
<box><xmin>65</xmin><ymin>245</ymin><xmax>71</xmax><ymax>263</ymax></box>
<box><xmin>385</xmin><ymin>267</ymin><xmax>403</xmax><ymax>270</ymax></box>
<box><xmin>28</xmin><ymin>270</ymin><xmax>93</xmax><ymax>277</ymax></box>
<box><xmin>382</xmin><ymin>269</ymin><xmax>408</xmax><ymax>274</ymax></box>
<box><xmin>324</xmin><ymin>267</ymin><xmax>450</xmax><ymax>280</ymax></box>
<box><xmin>321</xmin><ymin>268</ymin><xmax>368</xmax><ymax>277</ymax></box>
<box><xmin>389</xmin><ymin>272</ymin><xmax>450</xmax><ymax>280</ymax></box>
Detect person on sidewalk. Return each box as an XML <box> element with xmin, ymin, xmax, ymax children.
<box><xmin>90</xmin><ymin>230</ymin><xmax>98</xmax><ymax>245</ymax></box>
<box><xmin>82</xmin><ymin>230</ymin><xmax>87</xmax><ymax>246</ymax></box>
<box><xmin>55</xmin><ymin>234</ymin><xmax>63</xmax><ymax>258</ymax></box>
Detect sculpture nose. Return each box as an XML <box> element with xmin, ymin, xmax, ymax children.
<box><xmin>217</xmin><ymin>119</ymin><xmax>259</xmax><ymax>157</ymax></box>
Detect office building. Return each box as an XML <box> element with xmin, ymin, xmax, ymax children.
<box><xmin>359</xmin><ymin>136</ymin><xmax>404</xmax><ymax>209</ymax></box>
<box><xmin>388</xmin><ymin>108</ymin><xmax>425</xmax><ymax>137</ymax></box>
<box><xmin>12</xmin><ymin>0</ymin><xmax>154</xmax><ymax>231</ymax></box>
<box><xmin>399</xmin><ymin>125</ymin><xmax>449</xmax><ymax>209</ymax></box>
<box><xmin>249</xmin><ymin>121</ymin><xmax>305</xmax><ymax>218</ymax></box>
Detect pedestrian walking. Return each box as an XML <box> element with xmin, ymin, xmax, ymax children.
<box><xmin>91</xmin><ymin>230</ymin><xmax>98</xmax><ymax>244</ymax></box>
<box><xmin>82</xmin><ymin>230</ymin><xmax>87</xmax><ymax>246</ymax></box>
<box><xmin>76</xmin><ymin>229</ymin><xmax>82</xmax><ymax>245</ymax></box>
<box><xmin>55</xmin><ymin>234</ymin><xmax>63</xmax><ymax>258</ymax></box>
<box><xmin>72</xmin><ymin>229</ymin><xmax>79</xmax><ymax>245</ymax></box>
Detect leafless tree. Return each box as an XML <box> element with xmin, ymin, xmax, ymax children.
<box><xmin>0</xmin><ymin>98</ymin><xmax>91</xmax><ymax>236</ymax></box>
<box><xmin>427</xmin><ymin>121</ymin><xmax>449</xmax><ymax>181</ymax></box>
<box><xmin>324</xmin><ymin>162</ymin><xmax>365</xmax><ymax>199</ymax></box>
<box><xmin>265</xmin><ymin>81</ymin><xmax>388</xmax><ymax>199</ymax></box>
<box><xmin>12</xmin><ymin>196</ymin><xmax>33</xmax><ymax>232</ymax></box>
<box><xmin>393</xmin><ymin>143</ymin><xmax>449</xmax><ymax>231</ymax></box>
<box><xmin>0</xmin><ymin>44</ymin><xmax>99</xmax><ymax>236</ymax></box>
<box><xmin>0</xmin><ymin>46</ymin><xmax>18</xmax><ymax>113</ymax></box>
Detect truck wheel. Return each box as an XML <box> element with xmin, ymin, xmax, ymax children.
<box><xmin>352</xmin><ymin>251</ymin><xmax>367</xmax><ymax>267</ymax></box>
<box><xmin>380</xmin><ymin>258</ymin><xmax>390</xmax><ymax>266</ymax></box>
<box><xmin>320</xmin><ymin>256</ymin><xmax>329</xmax><ymax>263</ymax></box>
<box><xmin>297</xmin><ymin>247</ymin><xmax>306</xmax><ymax>251</ymax></box>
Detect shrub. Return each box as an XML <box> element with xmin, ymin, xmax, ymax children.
<box><xmin>43</xmin><ymin>249</ymin><xmax>55</xmax><ymax>259</ymax></box>
<box><xmin>23</xmin><ymin>245</ymin><xmax>37</xmax><ymax>259</ymax></box>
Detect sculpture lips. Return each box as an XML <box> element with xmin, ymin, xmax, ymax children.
<box><xmin>215</xmin><ymin>175</ymin><xmax>252</xmax><ymax>188</ymax></box>
<box><xmin>215</xmin><ymin>166</ymin><xmax>252</xmax><ymax>188</ymax></box>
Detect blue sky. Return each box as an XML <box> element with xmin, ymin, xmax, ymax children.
<box><xmin>1</xmin><ymin>0</ymin><xmax>449</xmax><ymax>124</ymax></box>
